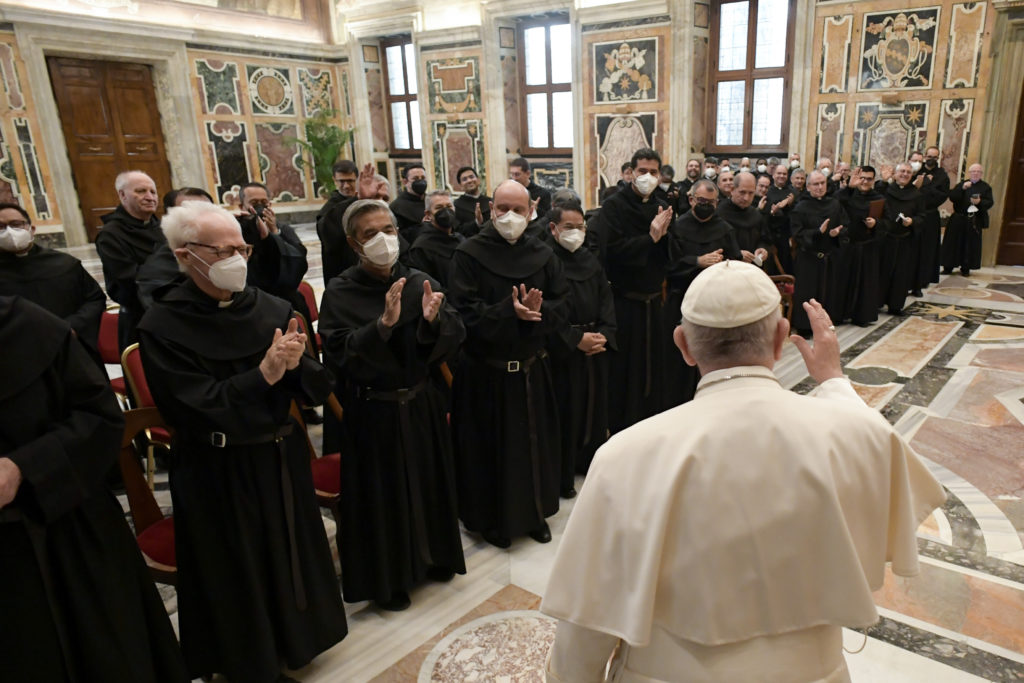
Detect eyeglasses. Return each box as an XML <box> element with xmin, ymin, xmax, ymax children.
<box><xmin>187</xmin><ymin>242</ymin><xmax>253</xmax><ymax>259</ymax></box>
<box><xmin>0</xmin><ymin>219</ymin><xmax>30</xmax><ymax>230</ymax></box>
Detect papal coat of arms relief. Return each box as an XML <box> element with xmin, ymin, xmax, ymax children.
<box><xmin>594</xmin><ymin>39</ymin><xmax>658</xmax><ymax>103</ymax></box>
<box><xmin>860</xmin><ymin>9</ymin><xmax>939</xmax><ymax>90</ymax></box>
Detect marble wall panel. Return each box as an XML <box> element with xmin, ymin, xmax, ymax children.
<box><xmin>938</xmin><ymin>98</ymin><xmax>973</xmax><ymax>181</ymax></box>
<box><xmin>859</xmin><ymin>7</ymin><xmax>941</xmax><ymax>91</ymax></box>
<box><xmin>431</xmin><ymin>119</ymin><xmax>485</xmax><ymax>193</ymax></box>
<box><xmin>0</xmin><ymin>42</ymin><xmax>24</xmax><ymax>110</ymax></box>
<box><xmin>691</xmin><ymin>36</ymin><xmax>708</xmax><ymax>154</ymax></box>
<box><xmin>195</xmin><ymin>59</ymin><xmax>241</xmax><ymax>115</ymax></box>
<box><xmin>595</xmin><ymin>114</ymin><xmax>656</xmax><ymax>197</ymax></box>
<box><xmin>206</xmin><ymin>120</ymin><xmax>251</xmax><ymax>204</ymax></box>
<box><xmin>425</xmin><ymin>56</ymin><xmax>481</xmax><ymax>115</ymax></box>
<box><xmin>851</xmin><ymin>101</ymin><xmax>929</xmax><ymax>171</ymax></box>
<box><xmin>247</xmin><ymin>65</ymin><xmax>296</xmax><ymax>116</ymax></box>
<box><xmin>365</xmin><ymin>66</ymin><xmax>388</xmax><ymax>154</ymax></box>
<box><xmin>14</xmin><ymin>117</ymin><xmax>51</xmax><ymax>219</ymax></box>
<box><xmin>254</xmin><ymin>122</ymin><xmax>304</xmax><ymax>202</ymax></box>
<box><xmin>815</xmin><ymin>103</ymin><xmax>845</xmax><ymax>166</ymax></box>
<box><xmin>945</xmin><ymin>2</ymin><xmax>986</xmax><ymax>89</ymax></box>
<box><xmin>297</xmin><ymin>67</ymin><xmax>333</xmax><ymax>116</ymax></box>
<box><xmin>820</xmin><ymin>15</ymin><xmax>853</xmax><ymax>94</ymax></box>
<box><xmin>592</xmin><ymin>38</ymin><xmax>658</xmax><ymax>104</ymax></box>
<box><xmin>532</xmin><ymin>162</ymin><xmax>573</xmax><ymax>192</ymax></box>
<box><xmin>500</xmin><ymin>55</ymin><xmax>520</xmax><ymax>155</ymax></box>
<box><xmin>0</xmin><ymin>124</ymin><xmax>18</xmax><ymax>204</ymax></box>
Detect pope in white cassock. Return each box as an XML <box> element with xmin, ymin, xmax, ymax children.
<box><xmin>541</xmin><ymin>260</ymin><xmax>946</xmax><ymax>682</ymax></box>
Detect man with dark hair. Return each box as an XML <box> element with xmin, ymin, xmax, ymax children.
<box><xmin>715</xmin><ymin>172</ymin><xmax>769</xmax><ymax>268</ymax></box>
<box><xmin>95</xmin><ymin>170</ymin><xmax>162</xmax><ymax>351</ymax></box>
<box><xmin>617</xmin><ymin>162</ymin><xmax>634</xmax><ymax>190</ymax></box>
<box><xmin>0</xmin><ymin>202</ymin><xmax>106</xmax><ymax>363</ymax></box>
<box><xmin>836</xmin><ymin>166</ymin><xmax>883</xmax><ymax>325</ymax></box>
<box><xmin>237</xmin><ymin>181</ymin><xmax>311</xmax><ymax>324</ymax></box>
<box><xmin>453</xmin><ymin>166</ymin><xmax>491</xmax><ymax>238</ymax></box>
<box><xmin>702</xmin><ymin>157</ymin><xmax>719</xmax><ymax>180</ymax></box>
<box><xmin>391</xmin><ymin>164</ymin><xmax>429</xmax><ymax>242</ymax></box>
<box><xmin>765</xmin><ymin>164</ymin><xmax>797</xmax><ymax>274</ymax></box>
<box><xmin>409</xmin><ymin>190</ymin><xmax>464</xmax><ymax>287</ymax></box>
<box><xmin>941</xmin><ymin>163</ymin><xmax>994</xmax><ymax>276</ymax></box>
<box><xmin>510</xmin><ymin>157</ymin><xmax>552</xmax><ymax>217</ymax></box>
<box><xmin>910</xmin><ymin>146</ymin><xmax>950</xmax><ymax>294</ymax></box>
<box><xmin>676</xmin><ymin>159</ymin><xmax>702</xmax><ymax>215</ymax></box>
<box><xmin>163</xmin><ymin>187</ymin><xmax>214</xmax><ymax>214</ymax></box>
<box><xmin>547</xmin><ymin>202</ymin><xmax>616</xmax><ymax>491</ymax></box>
<box><xmin>602</xmin><ymin>147</ymin><xmax>673</xmax><ymax>433</ymax></box>
<box><xmin>448</xmin><ymin>180</ymin><xmax>570</xmax><ymax>548</ymax></box>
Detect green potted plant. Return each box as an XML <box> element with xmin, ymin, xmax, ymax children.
<box><xmin>290</xmin><ymin>108</ymin><xmax>354</xmax><ymax>198</ymax></box>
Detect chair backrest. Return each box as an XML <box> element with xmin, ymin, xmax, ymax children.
<box><xmin>121</xmin><ymin>343</ymin><xmax>156</xmax><ymax>408</ymax></box>
<box><xmin>98</xmin><ymin>310</ymin><xmax>120</xmax><ymax>364</ymax></box>
<box><xmin>770</xmin><ymin>275</ymin><xmax>796</xmax><ymax>324</ymax></box>
<box><xmin>293</xmin><ymin>312</ymin><xmax>318</xmax><ymax>359</ymax></box>
<box><xmin>298</xmin><ymin>280</ymin><xmax>318</xmax><ymax>323</ymax></box>
<box><xmin>289</xmin><ymin>393</ymin><xmax>344</xmax><ymax>465</ymax></box>
<box><xmin>119</xmin><ymin>407</ymin><xmax>170</xmax><ymax>535</ymax></box>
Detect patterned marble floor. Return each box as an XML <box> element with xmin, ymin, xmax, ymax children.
<box><xmin>72</xmin><ymin>232</ymin><xmax>1024</xmax><ymax>682</ymax></box>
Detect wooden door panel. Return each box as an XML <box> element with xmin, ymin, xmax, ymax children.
<box><xmin>996</xmin><ymin>84</ymin><xmax>1024</xmax><ymax>265</ymax></box>
<box><xmin>48</xmin><ymin>57</ymin><xmax>173</xmax><ymax>242</ymax></box>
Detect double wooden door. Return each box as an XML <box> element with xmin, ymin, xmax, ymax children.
<box><xmin>47</xmin><ymin>57</ymin><xmax>172</xmax><ymax>241</ymax></box>
<box><xmin>997</xmin><ymin>83</ymin><xmax>1024</xmax><ymax>265</ymax></box>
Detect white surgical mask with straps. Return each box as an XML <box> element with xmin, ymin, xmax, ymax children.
<box><xmin>0</xmin><ymin>226</ymin><xmax>32</xmax><ymax>252</ymax></box>
<box><xmin>555</xmin><ymin>227</ymin><xmax>586</xmax><ymax>253</ymax></box>
<box><xmin>360</xmin><ymin>232</ymin><xmax>400</xmax><ymax>268</ymax></box>
<box><xmin>633</xmin><ymin>172</ymin><xmax>659</xmax><ymax>196</ymax></box>
<box><xmin>494</xmin><ymin>210</ymin><xmax>529</xmax><ymax>243</ymax></box>
<box><xmin>188</xmin><ymin>250</ymin><xmax>248</xmax><ymax>292</ymax></box>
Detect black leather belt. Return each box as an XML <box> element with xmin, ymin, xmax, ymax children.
<box><xmin>478</xmin><ymin>351</ymin><xmax>546</xmax><ymax>373</ymax></box>
<box><xmin>358</xmin><ymin>377</ymin><xmax>429</xmax><ymax>404</ymax></box>
<box><xmin>182</xmin><ymin>424</ymin><xmax>293</xmax><ymax>448</ymax></box>
<box><xmin>620</xmin><ymin>290</ymin><xmax>660</xmax><ymax>302</ymax></box>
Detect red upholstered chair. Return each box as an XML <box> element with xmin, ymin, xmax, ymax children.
<box><xmin>298</xmin><ymin>280</ymin><xmax>321</xmax><ymax>354</ymax></box>
<box><xmin>293</xmin><ymin>312</ymin><xmax>319</xmax><ymax>361</ymax></box>
<box><xmin>121</xmin><ymin>343</ymin><xmax>171</xmax><ymax>489</ymax></box>
<box><xmin>289</xmin><ymin>396</ymin><xmax>342</xmax><ymax>517</ymax></box>
<box><xmin>119</xmin><ymin>407</ymin><xmax>176</xmax><ymax>585</ymax></box>
<box><xmin>99</xmin><ymin>309</ymin><xmax>127</xmax><ymax>407</ymax></box>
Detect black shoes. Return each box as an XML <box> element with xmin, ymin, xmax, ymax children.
<box><xmin>561</xmin><ymin>486</ymin><xmax>577</xmax><ymax>499</ymax></box>
<box><xmin>942</xmin><ymin>269</ymin><xmax>953</xmax><ymax>275</ymax></box>
<box><xmin>426</xmin><ymin>566</ymin><xmax>456</xmax><ymax>582</ymax></box>
<box><xmin>961</xmin><ymin>269</ymin><xmax>971</xmax><ymax>276</ymax></box>
<box><xmin>911</xmin><ymin>289</ymin><xmax>923</xmax><ymax>297</ymax></box>
<box><xmin>483</xmin><ymin>529</ymin><xmax>511</xmax><ymax>549</ymax></box>
<box><xmin>529</xmin><ymin>522</ymin><xmax>552</xmax><ymax>544</ymax></box>
<box><xmin>376</xmin><ymin>591</ymin><xmax>411</xmax><ymax>611</ymax></box>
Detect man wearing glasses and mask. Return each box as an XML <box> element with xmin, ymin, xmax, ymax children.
<box><xmin>138</xmin><ymin>202</ymin><xmax>347</xmax><ymax>683</ymax></box>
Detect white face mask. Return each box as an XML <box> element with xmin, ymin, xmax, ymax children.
<box><xmin>820</xmin><ymin>167</ymin><xmax>831</xmax><ymax>177</ymax></box>
<box><xmin>361</xmin><ymin>232</ymin><xmax>400</xmax><ymax>267</ymax></box>
<box><xmin>757</xmin><ymin>164</ymin><xmax>768</xmax><ymax>173</ymax></box>
<box><xmin>0</xmin><ymin>226</ymin><xmax>32</xmax><ymax>252</ymax></box>
<box><xmin>790</xmin><ymin>159</ymin><xmax>800</xmax><ymax>168</ymax></box>
<box><xmin>703</xmin><ymin>167</ymin><xmax>717</xmax><ymax>178</ymax></box>
<box><xmin>494</xmin><ymin>210</ymin><xmax>529</xmax><ymax>243</ymax></box>
<box><xmin>189</xmin><ymin>250</ymin><xmax>248</xmax><ymax>292</ymax></box>
<box><xmin>633</xmin><ymin>172</ymin><xmax>659</xmax><ymax>196</ymax></box>
<box><xmin>555</xmin><ymin>227</ymin><xmax>586</xmax><ymax>252</ymax></box>
<box><xmin>658</xmin><ymin>182</ymin><xmax>671</xmax><ymax>192</ymax></box>
<box><xmin>740</xmin><ymin>165</ymin><xmax>750</xmax><ymax>173</ymax></box>
<box><xmin>910</xmin><ymin>161</ymin><xmax>922</xmax><ymax>173</ymax></box>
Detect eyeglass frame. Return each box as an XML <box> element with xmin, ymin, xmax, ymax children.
<box><xmin>186</xmin><ymin>241</ymin><xmax>253</xmax><ymax>259</ymax></box>
<box><xmin>0</xmin><ymin>219</ymin><xmax>31</xmax><ymax>230</ymax></box>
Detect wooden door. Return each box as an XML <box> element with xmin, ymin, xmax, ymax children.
<box><xmin>997</xmin><ymin>84</ymin><xmax>1024</xmax><ymax>265</ymax></box>
<box><xmin>47</xmin><ymin>57</ymin><xmax>173</xmax><ymax>241</ymax></box>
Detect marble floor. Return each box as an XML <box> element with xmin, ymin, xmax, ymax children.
<box><xmin>73</xmin><ymin>230</ymin><xmax>1024</xmax><ymax>682</ymax></box>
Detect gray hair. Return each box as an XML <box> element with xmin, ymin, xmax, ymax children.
<box><xmin>895</xmin><ymin>162</ymin><xmax>912</xmax><ymax>173</ymax></box>
<box><xmin>688</xmin><ymin>179</ymin><xmax>718</xmax><ymax>196</ymax></box>
<box><xmin>552</xmin><ymin>187</ymin><xmax>581</xmax><ymax>206</ymax></box>
<box><xmin>374</xmin><ymin>173</ymin><xmax>390</xmax><ymax>188</ymax></box>
<box><xmin>162</xmin><ymin>201</ymin><xmax>241</xmax><ymax>271</ymax></box>
<box><xmin>115</xmin><ymin>170</ymin><xmax>153</xmax><ymax>192</ymax></box>
<box><xmin>343</xmin><ymin>199</ymin><xmax>396</xmax><ymax>238</ymax></box>
<box><xmin>424</xmin><ymin>189</ymin><xmax>451</xmax><ymax>210</ymax></box>
<box><xmin>807</xmin><ymin>170</ymin><xmax>827</xmax><ymax>184</ymax></box>
<box><xmin>681</xmin><ymin>308</ymin><xmax>780</xmax><ymax>368</ymax></box>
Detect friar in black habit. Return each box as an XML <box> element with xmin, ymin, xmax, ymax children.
<box><xmin>448</xmin><ymin>180</ymin><xmax>570</xmax><ymax>549</ymax></box>
<box><xmin>0</xmin><ymin>296</ymin><xmax>189</xmax><ymax>683</ymax></box>
<box><xmin>138</xmin><ymin>202</ymin><xmax>347</xmax><ymax>683</ymax></box>
<box><xmin>879</xmin><ymin>163</ymin><xmax>927</xmax><ymax>316</ymax></box>
<box><xmin>836</xmin><ymin>166</ymin><xmax>884</xmax><ymax>326</ymax></box>
<box><xmin>941</xmin><ymin>163</ymin><xmax>994</xmax><ymax>276</ymax></box>
<box><xmin>319</xmin><ymin>199</ymin><xmax>466</xmax><ymax>612</ymax></box>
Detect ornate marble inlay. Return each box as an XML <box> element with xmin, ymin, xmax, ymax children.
<box><xmin>426</xmin><ymin>56</ymin><xmax>481</xmax><ymax>115</ymax></box>
<box><xmin>418</xmin><ymin>610</ymin><xmax>556</xmax><ymax>682</ymax></box>
<box><xmin>819</xmin><ymin>14</ymin><xmax>853</xmax><ymax>94</ymax></box>
<box><xmin>298</xmin><ymin>67</ymin><xmax>333</xmax><ymax>117</ymax></box>
<box><xmin>593</xmin><ymin>38</ymin><xmax>658</xmax><ymax>103</ymax></box>
<box><xmin>196</xmin><ymin>59</ymin><xmax>241</xmax><ymax>115</ymax></box>
<box><xmin>859</xmin><ymin>8</ymin><xmax>941</xmax><ymax>91</ymax></box>
<box><xmin>432</xmin><ymin>118</ymin><xmax>485</xmax><ymax>193</ymax></box>
<box><xmin>945</xmin><ymin>2</ymin><xmax>987</xmax><ymax>89</ymax></box>
<box><xmin>247</xmin><ymin>65</ymin><xmax>295</xmax><ymax>116</ymax></box>
<box><xmin>597</xmin><ymin>114</ymin><xmax>656</xmax><ymax>195</ymax></box>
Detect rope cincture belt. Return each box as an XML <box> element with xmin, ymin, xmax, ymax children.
<box><xmin>358</xmin><ymin>376</ymin><xmax>432</xmax><ymax>566</ymax></box>
<box><xmin>571</xmin><ymin>322</ymin><xmax>599</xmax><ymax>445</ymax></box>
<box><xmin>621</xmin><ymin>291</ymin><xmax>660</xmax><ymax>397</ymax></box>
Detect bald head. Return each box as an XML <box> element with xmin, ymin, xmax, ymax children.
<box><xmin>116</xmin><ymin>170</ymin><xmax>158</xmax><ymax>221</ymax></box>
<box><xmin>731</xmin><ymin>172</ymin><xmax>757</xmax><ymax>208</ymax></box>
<box><xmin>493</xmin><ymin>179</ymin><xmax>531</xmax><ymax>219</ymax></box>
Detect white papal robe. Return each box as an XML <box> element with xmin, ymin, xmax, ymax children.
<box><xmin>541</xmin><ymin>366</ymin><xmax>946</xmax><ymax>682</ymax></box>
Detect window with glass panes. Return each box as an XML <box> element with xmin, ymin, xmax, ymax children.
<box><xmin>707</xmin><ymin>0</ymin><xmax>795</xmax><ymax>154</ymax></box>
<box><xmin>517</xmin><ymin>19</ymin><xmax>573</xmax><ymax>155</ymax></box>
<box><xmin>381</xmin><ymin>36</ymin><xmax>421</xmax><ymax>154</ymax></box>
